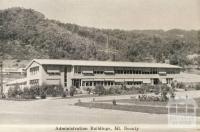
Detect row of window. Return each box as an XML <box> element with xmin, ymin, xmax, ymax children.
<box><xmin>48</xmin><ymin>72</ymin><xmax>61</xmax><ymax>76</ymax></box>
<box><xmin>80</xmin><ymin>70</ymin><xmax>176</xmax><ymax>75</ymax></box>
<box><xmin>75</xmin><ymin>68</ymin><xmax>176</xmax><ymax>75</ymax></box>
<box><xmin>82</xmin><ymin>81</ymin><xmax>143</xmax><ymax>87</ymax></box>
<box><xmin>114</xmin><ymin>70</ymin><xmax>158</xmax><ymax>74</ymax></box>
<box><xmin>30</xmin><ymin>66</ymin><xmax>39</xmax><ymax>75</ymax></box>
<box><xmin>29</xmin><ymin>79</ymin><xmax>39</xmax><ymax>85</ymax></box>
<box><xmin>64</xmin><ymin>67</ymin><xmax>67</xmax><ymax>87</ymax></box>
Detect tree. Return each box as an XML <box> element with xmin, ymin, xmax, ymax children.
<box><xmin>69</xmin><ymin>86</ymin><xmax>76</xmax><ymax>96</ymax></box>
<box><xmin>160</xmin><ymin>85</ymin><xmax>170</xmax><ymax>101</ymax></box>
<box><xmin>198</xmin><ymin>31</ymin><xmax>200</xmax><ymax>53</ymax></box>
<box><xmin>196</xmin><ymin>56</ymin><xmax>200</xmax><ymax>69</ymax></box>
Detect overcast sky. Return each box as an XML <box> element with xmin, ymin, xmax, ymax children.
<box><xmin>0</xmin><ymin>0</ymin><xmax>200</xmax><ymax>30</ymax></box>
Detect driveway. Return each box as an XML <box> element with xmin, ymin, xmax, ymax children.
<box><xmin>0</xmin><ymin>91</ymin><xmax>199</xmax><ymax>132</ymax></box>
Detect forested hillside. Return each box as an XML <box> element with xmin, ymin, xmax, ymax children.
<box><xmin>0</xmin><ymin>7</ymin><xmax>200</xmax><ymax>67</ymax></box>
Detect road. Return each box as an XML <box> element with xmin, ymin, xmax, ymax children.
<box><xmin>0</xmin><ymin>91</ymin><xmax>199</xmax><ymax>132</ymax></box>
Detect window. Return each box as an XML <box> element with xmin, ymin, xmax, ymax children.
<box><xmin>83</xmin><ymin>81</ymin><xmax>93</xmax><ymax>86</ymax></box>
<box><xmin>110</xmin><ymin>82</ymin><xmax>113</xmax><ymax>86</ymax></box>
<box><xmin>89</xmin><ymin>81</ymin><xmax>93</xmax><ymax>86</ymax></box>
<box><xmin>30</xmin><ymin>79</ymin><xmax>39</xmax><ymax>86</ymax></box>
<box><xmin>115</xmin><ymin>82</ymin><xmax>122</xmax><ymax>85</ymax></box>
<box><xmin>64</xmin><ymin>66</ymin><xmax>67</xmax><ymax>86</ymax></box>
<box><xmin>48</xmin><ymin>72</ymin><xmax>61</xmax><ymax>76</ymax></box>
<box><xmin>142</xmin><ymin>69</ymin><xmax>150</xmax><ymax>74</ymax></box>
<box><xmin>167</xmin><ymin>71</ymin><xmax>175</xmax><ymax>74</ymax></box>
<box><xmin>104</xmin><ymin>71</ymin><xmax>115</xmax><ymax>74</ymax></box>
<box><xmin>152</xmin><ymin>68</ymin><xmax>158</xmax><ymax>74</ymax></box>
<box><xmin>134</xmin><ymin>81</ymin><xmax>142</xmax><ymax>85</ymax></box>
<box><xmin>94</xmin><ymin>71</ymin><xmax>104</xmax><ymax>74</ymax></box>
<box><xmin>127</xmin><ymin>81</ymin><xmax>133</xmax><ymax>85</ymax></box>
<box><xmin>74</xmin><ymin>66</ymin><xmax>81</xmax><ymax>74</ymax></box>
<box><xmin>86</xmin><ymin>82</ymin><xmax>89</xmax><ymax>86</ymax></box>
<box><xmin>82</xmin><ymin>71</ymin><xmax>94</xmax><ymax>75</ymax></box>
<box><xmin>127</xmin><ymin>70</ymin><xmax>130</xmax><ymax>74</ymax></box>
<box><xmin>30</xmin><ymin>66</ymin><xmax>39</xmax><ymax>75</ymax></box>
<box><xmin>167</xmin><ymin>78</ymin><xmax>173</xmax><ymax>84</ymax></box>
<box><xmin>82</xmin><ymin>81</ymin><xmax>85</xmax><ymax>86</ymax></box>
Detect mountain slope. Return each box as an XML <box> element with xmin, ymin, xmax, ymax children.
<box><xmin>0</xmin><ymin>7</ymin><xmax>200</xmax><ymax>66</ymax></box>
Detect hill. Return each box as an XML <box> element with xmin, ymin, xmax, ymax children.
<box><xmin>0</xmin><ymin>7</ymin><xmax>200</xmax><ymax>67</ymax></box>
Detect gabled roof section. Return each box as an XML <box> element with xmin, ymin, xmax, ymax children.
<box><xmin>25</xmin><ymin>59</ymin><xmax>42</xmax><ymax>70</ymax></box>
<box><xmin>25</xmin><ymin>59</ymin><xmax>182</xmax><ymax>69</ymax></box>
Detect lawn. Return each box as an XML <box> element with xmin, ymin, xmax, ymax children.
<box><xmin>75</xmin><ymin>98</ymin><xmax>200</xmax><ymax>116</ymax></box>
<box><xmin>75</xmin><ymin>101</ymin><xmax>168</xmax><ymax>114</ymax></box>
<box><xmin>95</xmin><ymin>99</ymin><xmax>168</xmax><ymax>106</ymax></box>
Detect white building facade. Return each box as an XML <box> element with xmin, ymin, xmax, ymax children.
<box><xmin>6</xmin><ymin>59</ymin><xmax>181</xmax><ymax>91</ymax></box>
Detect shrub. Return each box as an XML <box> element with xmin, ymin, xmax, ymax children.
<box><xmin>108</xmin><ymin>86</ymin><xmax>118</xmax><ymax>94</ymax></box>
<box><xmin>136</xmin><ymin>87</ymin><xmax>145</xmax><ymax>94</ymax></box>
<box><xmin>94</xmin><ymin>85</ymin><xmax>105</xmax><ymax>96</ymax></box>
<box><xmin>22</xmin><ymin>87</ymin><xmax>36</xmax><ymax>99</ymax></box>
<box><xmin>153</xmin><ymin>85</ymin><xmax>160</xmax><ymax>95</ymax></box>
<box><xmin>195</xmin><ymin>83</ymin><xmax>200</xmax><ymax>90</ymax></box>
<box><xmin>0</xmin><ymin>93</ymin><xmax>6</xmax><ymax>99</ymax></box>
<box><xmin>177</xmin><ymin>82</ymin><xmax>186</xmax><ymax>89</ymax></box>
<box><xmin>7</xmin><ymin>85</ymin><xmax>22</xmax><ymax>98</ymax></box>
<box><xmin>121</xmin><ymin>83</ymin><xmax>128</xmax><ymax>90</ymax></box>
<box><xmin>62</xmin><ymin>92</ymin><xmax>67</xmax><ymax>98</ymax></box>
<box><xmin>40</xmin><ymin>91</ymin><xmax>46</xmax><ymax>99</ymax></box>
<box><xmin>160</xmin><ymin>84</ymin><xmax>170</xmax><ymax>101</ymax></box>
<box><xmin>86</xmin><ymin>87</ymin><xmax>92</xmax><ymax>94</ymax></box>
<box><xmin>30</xmin><ymin>86</ymin><xmax>40</xmax><ymax>96</ymax></box>
<box><xmin>112</xmin><ymin>99</ymin><xmax>117</xmax><ymax>105</ymax></box>
<box><xmin>39</xmin><ymin>85</ymin><xmax>64</xmax><ymax>97</ymax></box>
<box><xmin>70</xmin><ymin>86</ymin><xmax>76</xmax><ymax>96</ymax></box>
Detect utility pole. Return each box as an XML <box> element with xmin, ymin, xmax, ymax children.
<box><xmin>0</xmin><ymin>61</ymin><xmax>3</xmax><ymax>96</ymax></box>
<box><xmin>98</xmin><ymin>33</ymin><xmax>119</xmax><ymax>61</ymax></box>
<box><xmin>0</xmin><ymin>43</ymin><xmax>4</xmax><ymax>97</ymax></box>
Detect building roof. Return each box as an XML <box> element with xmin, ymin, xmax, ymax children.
<box><xmin>26</xmin><ymin>59</ymin><xmax>181</xmax><ymax>69</ymax></box>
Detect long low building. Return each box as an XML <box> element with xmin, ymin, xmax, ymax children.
<box><xmin>6</xmin><ymin>59</ymin><xmax>181</xmax><ymax>91</ymax></box>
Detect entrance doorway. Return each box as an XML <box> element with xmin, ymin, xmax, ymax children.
<box><xmin>153</xmin><ymin>78</ymin><xmax>159</xmax><ymax>85</ymax></box>
<box><xmin>72</xmin><ymin>79</ymin><xmax>81</xmax><ymax>88</ymax></box>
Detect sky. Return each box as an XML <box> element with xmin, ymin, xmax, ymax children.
<box><xmin>0</xmin><ymin>0</ymin><xmax>200</xmax><ymax>30</ymax></box>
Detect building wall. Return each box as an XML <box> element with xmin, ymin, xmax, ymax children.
<box><xmin>5</xmin><ymin>60</ymin><xmax>181</xmax><ymax>95</ymax></box>
<box><xmin>34</xmin><ymin>65</ymin><xmax>72</xmax><ymax>90</ymax></box>
<box><xmin>21</xmin><ymin>63</ymin><xmax>181</xmax><ymax>89</ymax></box>
<box><xmin>71</xmin><ymin>66</ymin><xmax>180</xmax><ymax>89</ymax></box>
<box><xmin>26</xmin><ymin>61</ymin><xmax>42</xmax><ymax>88</ymax></box>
